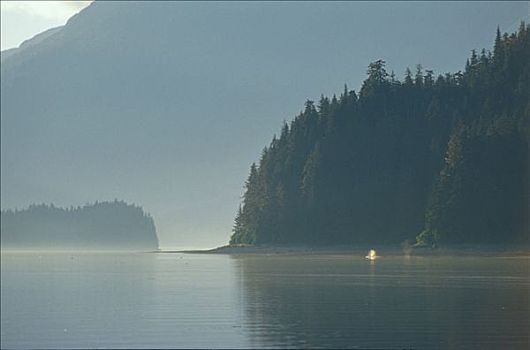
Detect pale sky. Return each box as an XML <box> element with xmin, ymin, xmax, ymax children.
<box><xmin>1</xmin><ymin>0</ymin><xmax>92</xmax><ymax>50</ymax></box>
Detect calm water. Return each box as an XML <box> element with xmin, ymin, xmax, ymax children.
<box><xmin>1</xmin><ymin>252</ymin><xmax>529</xmax><ymax>349</ymax></box>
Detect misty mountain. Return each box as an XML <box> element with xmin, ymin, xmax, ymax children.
<box><xmin>0</xmin><ymin>26</ymin><xmax>63</xmax><ymax>63</ymax></box>
<box><xmin>1</xmin><ymin>1</ymin><xmax>526</xmax><ymax>247</ymax></box>
<box><xmin>1</xmin><ymin>201</ymin><xmax>159</xmax><ymax>250</ymax></box>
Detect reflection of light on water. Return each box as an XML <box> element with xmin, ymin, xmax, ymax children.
<box><xmin>365</xmin><ymin>249</ymin><xmax>378</xmax><ymax>260</ymax></box>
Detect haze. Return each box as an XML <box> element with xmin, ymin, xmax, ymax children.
<box><xmin>1</xmin><ymin>1</ymin><xmax>527</xmax><ymax>249</ymax></box>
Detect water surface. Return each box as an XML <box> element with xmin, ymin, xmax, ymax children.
<box><xmin>1</xmin><ymin>252</ymin><xmax>529</xmax><ymax>348</ymax></box>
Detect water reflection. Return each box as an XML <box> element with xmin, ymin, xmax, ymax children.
<box><xmin>233</xmin><ymin>255</ymin><xmax>530</xmax><ymax>349</ymax></box>
<box><xmin>1</xmin><ymin>252</ymin><xmax>248</xmax><ymax>349</ymax></box>
<box><xmin>1</xmin><ymin>252</ymin><xmax>159</xmax><ymax>348</ymax></box>
<box><xmin>1</xmin><ymin>252</ymin><xmax>528</xmax><ymax>348</ymax></box>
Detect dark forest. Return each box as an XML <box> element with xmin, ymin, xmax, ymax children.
<box><xmin>230</xmin><ymin>25</ymin><xmax>530</xmax><ymax>247</ymax></box>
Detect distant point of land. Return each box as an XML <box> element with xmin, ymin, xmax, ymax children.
<box><xmin>1</xmin><ymin>200</ymin><xmax>159</xmax><ymax>251</ymax></box>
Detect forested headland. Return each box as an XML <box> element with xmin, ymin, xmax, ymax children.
<box><xmin>230</xmin><ymin>24</ymin><xmax>530</xmax><ymax>247</ymax></box>
<box><xmin>1</xmin><ymin>200</ymin><xmax>159</xmax><ymax>250</ymax></box>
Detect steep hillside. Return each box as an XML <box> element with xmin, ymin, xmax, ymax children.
<box><xmin>231</xmin><ymin>25</ymin><xmax>530</xmax><ymax>246</ymax></box>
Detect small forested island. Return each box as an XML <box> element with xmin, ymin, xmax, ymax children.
<box><xmin>230</xmin><ymin>25</ymin><xmax>530</xmax><ymax>247</ymax></box>
<box><xmin>1</xmin><ymin>200</ymin><xmax>159</xmax><ymax>250</ymax></box>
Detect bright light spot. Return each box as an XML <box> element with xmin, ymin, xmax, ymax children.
<box><xmin>365</xmin><ymin>249</ymin><xmax>378</xmax><ymax>260</ymax></box>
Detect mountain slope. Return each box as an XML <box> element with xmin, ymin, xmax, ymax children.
<box><xmin>1</xmin><ymin>1</ymin><xmax>526</xmax><ymax>247</ymax></box>
<box><xmin>1</xmin><ymin>26</ymin><xmax>63</xmax><ymax>64</ymax></box>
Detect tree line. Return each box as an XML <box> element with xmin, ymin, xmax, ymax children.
<box><xmin>230</xmin><ymin>24</ymin><xmax>530</xmax><ymax>247</ymax></box>
<box><xmin>1</xmin><ymin>200</ymin><xmax>159</xmax><ymax>250</ymax></box>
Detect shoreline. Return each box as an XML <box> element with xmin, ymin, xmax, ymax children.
<box><xmin>2</xmin><ymin>245</ymin><xmax>528</xmax><ymax>257</ymax></box>
<box><xmin>157</xmin><ymin>244</ymin><xmax>530</xmax><ymax>257</ymax></box>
